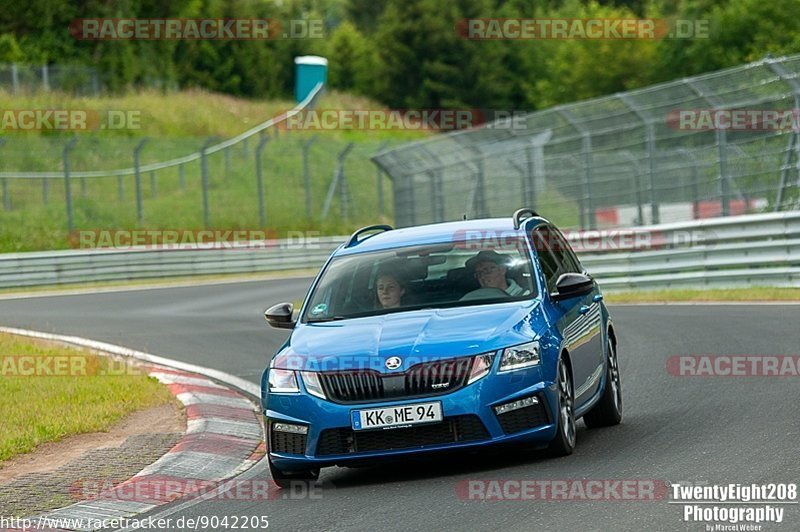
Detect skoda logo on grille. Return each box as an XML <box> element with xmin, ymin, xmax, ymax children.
<box><xmin>385</xmin><ymin>356</ymin><xmax>402</xmax><ymax>370</ymax></box>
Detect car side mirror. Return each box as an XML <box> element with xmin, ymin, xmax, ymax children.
<box><xmin>551</xmin><ymin>273</ymin><xmax>594</xmax><ymax>301</ymax></box>
<box><xmin>264</xmin><ymin>302</ymin><xmax>295</xmax><ymax>330</ymax></box>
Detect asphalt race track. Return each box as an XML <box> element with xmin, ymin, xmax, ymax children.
<box><xmin>1</xmin><ymin>279</ymin><xmax>798</xmax><ymax>531</ymax></box>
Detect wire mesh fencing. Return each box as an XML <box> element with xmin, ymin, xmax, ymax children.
<box><xmin>0</xmin><ymin>84</ymin><xmax>398</xmax><ymax>252</ymax></box>
<box><xmin>373</xmin><ymin>54</ymin><xmax>800</xmax><ymax>229</ymax></box>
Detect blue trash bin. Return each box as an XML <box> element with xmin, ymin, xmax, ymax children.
<box><xmin>294</xmin><ymin>56</ymin><xmax>327</xmax><ymax>103</ymax></box>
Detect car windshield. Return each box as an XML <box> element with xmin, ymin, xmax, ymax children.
<box><xmin>302</xmin><ymin>240</ymin><xmax>537</xmax><ymax>322</ymax></box>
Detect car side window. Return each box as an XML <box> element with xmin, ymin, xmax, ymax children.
<box><xmin>531</xmin><ymin>228</ymin><xmax>561</xmax><ymax>293</ymax></box>
<box><xmin>548</xmin><ymin>227</ymin><xmax>584</xmax><ymax>274</ymax></box>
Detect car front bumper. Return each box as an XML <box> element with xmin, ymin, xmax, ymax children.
<box><xmin>264</xmin><ymin>367</ymin><xmax>559</xmax><ymax>471</ymax></box>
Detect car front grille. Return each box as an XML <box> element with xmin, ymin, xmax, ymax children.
<box><xmin>316</xmin><ymin>415</ymin><xmax>489</xmax><ymax>456</ymax></box>
<box><xmin>318</xmin><ymin>357</ymin><xmax>473</xmax><ymax>404</ymax></box>
<box><xmin>269</xmin><ymin>425</ymin><xmax>307</xmax><ymax>455</ymax></box>
<box><xmin>495</xmin><ymin>395</ymin><xmax>550</xmax><ymax>434</ymax></box>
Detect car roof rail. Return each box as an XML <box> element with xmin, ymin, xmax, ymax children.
<box><xmin>512</xmin><ymin>208</ymin><xmax>541</xmax><ymax>229</ymax></box>
<box><xmin>345</xmin><ymin>224</ymin><xmax>393</xmax><ymax>248</ymax></box>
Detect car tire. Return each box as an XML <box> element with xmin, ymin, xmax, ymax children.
<box><xmin>583</xmin><ymin>338</ymin><xmax>623</xmax><ymax>428</ymax></box>
<box><xmin>268</xmin><ymin>456</ymin><xmax>320</xmax><ymax>489</ymax></box>
<box><xmin>547</xmin><ymin>357</ymin><xmax>576</xmax><ymax>457</ymax></box>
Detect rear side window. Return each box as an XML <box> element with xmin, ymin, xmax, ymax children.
<box><xmin>531</xmin><ymin>228</ymin><xmax>561</xmax><ymax>293</ymax></box>
<box><xmin>548</xmin><ymin>227</ymin><xmax>584</xmax><ymax>274</ymax></box>
<box><xmin>531</xmin><ymin>225</ymin><xmax>584</xmax><ymax>293</ymax></box>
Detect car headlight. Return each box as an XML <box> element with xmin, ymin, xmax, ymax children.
<box><xmin>498</xmin><ymin>341</ymin><xmax>540</xmax><ymax>372</ymax></box>
<box><xmin>468</xmin><ymin>354</ymin><xmax>494</xmax><ymax>384</ymax></box>
<box><xmin>268</xmin><ymin>368</ymin><xmax>299</xmax><ymax>393</ymax></box>
<box><xmin>300</xmin><ymin>371</ymin><xmax>326</xmax><ymax>399</ymax></box>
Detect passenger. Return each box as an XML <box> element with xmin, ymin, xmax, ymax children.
<box><xmin>465</xmin><ymin>250</ymin><xmax>529</xmax><ymax>297</ymax></box>
<box><xmin>376</xmin><ymin>271</ymin><xmax>406</xmax><ymax>309</ymax></box>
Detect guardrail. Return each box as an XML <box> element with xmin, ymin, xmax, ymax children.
<box><xmin>0</xmin><ymin>212</ymin><xmax>798</xmax><ymax>290</ymax></box>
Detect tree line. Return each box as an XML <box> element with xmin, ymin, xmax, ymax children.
<box><xmin>1</xmin><ymin>0</ymin><xmax>799</xmax><ymax>110</ymax></box>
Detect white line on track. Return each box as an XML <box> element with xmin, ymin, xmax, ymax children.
<box><xmin>0</xmin><ymin>326</ymin><xmax>260</xmax><ymax>399</ymax></box>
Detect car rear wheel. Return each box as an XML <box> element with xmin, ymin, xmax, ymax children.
<box><xmin>583</xmin><ymin>338</ymin><xmax>623</xmax><ymax>428</ymax></box>
<box><xmin>547</xmin><ymin>357</ymin><xmax>576</xmax><ymax>456</ymax></box>
<box><xmin>268</xmin><ymin>456</ymin><xmax>319</xmax><ymax>489</ymax></box>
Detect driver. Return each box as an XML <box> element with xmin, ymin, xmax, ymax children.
<box><xmin>464</xmin><ymin>250</ymin><xmax>529</xmax><ymax>297</ymax></box>
<box><xmin>375</xmin><ymin>270</ymin><xmax>406</xmax><ymax>309</ymax></box>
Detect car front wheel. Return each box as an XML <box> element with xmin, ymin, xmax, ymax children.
<box><xmin>547</xmin><ymin>357</ymin><xmax>576</xmax><ymax>456</ymax></box>
<box><xmin>583</xmin><ymin>338</ymin><xmax>623</xmax><ymax>428</ymax></box>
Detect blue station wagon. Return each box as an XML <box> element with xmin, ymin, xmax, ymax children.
<box><xmin>261</xmin><ymin>209</ymin><xmax>622</xmax><ymax>486</ymax></box>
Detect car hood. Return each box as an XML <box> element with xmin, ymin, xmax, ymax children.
<box><xmin>272</xmin><ymin>300</ymin><xmax>544</xmax><ymax>373</ymax></box>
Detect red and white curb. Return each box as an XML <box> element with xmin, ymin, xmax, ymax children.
<box><xmin>0</xmin><ymin>327</ymin><xmax>266</xmax><ymax>532</ymax></box>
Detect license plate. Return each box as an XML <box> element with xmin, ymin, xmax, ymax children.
<box><xmin>351</xmin><ymin>401</ymin><xmax>442</xmax><ymax>431</ymax></box>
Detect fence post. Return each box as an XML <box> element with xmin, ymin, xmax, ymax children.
<box><xmin>375</xmin><ymin>141</ymin><xmax>390</xmax><ymax>216</ymax></box>
<box><xmin>428</xmin><ymin>170</ymin><xmax>445</xmax><ymax>222</ymax></box>
<box><xmin>42</xmin><ymin>64</ymin><xmax>49</xmax><ymax>91</ymax></box>
<box><xmin>766</xmin><ymin>59</ymin><xmax>800</xmax><ymax>212</ymax></box>
<box><xmin>618</xmin><ymin>95</ymin><xmax>658</xmax><ymax>225</ymax></box>
<box><xmin>321</xmin><ymin>143</ymin><xmax>354</xmax><ymax>220</ymax></box>
<box><xmin>525</xmin><ymin>130</ymin><xmax>552</xmax><ymax>210</ymax></box>
<box><xmin>776</xmin><ymin>134</ymin><xmax>796</xmax><ymax>211</ymax></box>
<box><xmin>0</xmin><ymin>139</ymin><xmax>8</xmax><ymax>211</ymax></box>
<box><xmin>200</xmin><ymin>137</ymin><xmax>216</xmax><ymax>228</ymax></box>
<box><xmin>150</xmin><ymin>170</ymin><xmax>157</xmax><ymax>198</ymax></box>
<box><xmin>675</xmin><ymin>148</ymin><xmax>700</xmax><ymax>219</ymax></box>
<box><xmin>255</xmin><ymin>135</ymin><xmax>269</xmax><ymax>227</ymax></box>
<box><xmin>557</xmin><ymin>109</ymin><xmax>595</xmax><ymax>229</ymax></box>
<box><xmin>11</xmin><ymin>63</ymin><xmax>19</xmax><ymax>94</ymax></box>
<box><xmin>714</xmin><ymin>129</ymin><xmax>730</xmax><ymax>217</ymax></box>
<box><xmin>686</xmin><ymin>80</ymin><xmax>732</xmax><ymax>218</ymax></box>
<box><xmin>224</xmin><ymin>146</ymin><xmax>231</xmax><ymax>178</ymax></box>
<box><xmin>469</xmin><ymin>148</ymin><xmax>487</xmax><ymax>218</ymax></box>
<box><xmin>339</xmin><ymin>143</ymin><xmax>355</xmax><ymax>220</ymax></box>
<box><xmin>644</xmin><ymin>125</ymin><xmax>660</xmax><ymax>223</ymax></box>
<box><xmin>302</xmin><ymin>135</ymin><xmax>318</xmax><ymax>220</ymax></box>
<box><xmin>619</xmin><ymin>152</ymin><xmax>644</xmax><ymax>225</ymax></box>
<box><xmin>63</xmin><ymin>138</ymin><xmax>78</xmax><ymax>231</ymax></box>
<box><xmin>133</xmin><ymin>138</ymin><xmax>148</xmax><ymax>223</ymax></box>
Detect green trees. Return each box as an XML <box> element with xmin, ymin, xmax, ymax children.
<box><xmin>2</xmin><ymin>0</ymin><xmax>800</xmax><ymax>109</ymax></box>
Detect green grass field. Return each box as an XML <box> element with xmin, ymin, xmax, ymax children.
<box><xmin>0</xmin><ymin>89</ymin><xmax>428</xmax><ymax>252</ymax></box>
<box><xmin>0</xmin><ymin>332</ymin><xmax>176</xmax><ymax>462</ymax></box>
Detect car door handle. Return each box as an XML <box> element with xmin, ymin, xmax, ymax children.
<box><xmin>593</xmin><ymin>294</ymin><xmax>604</xmax><ymax>302</ymax></box>
<box><xmin>579</xmin><ymin>305</ymin><xmax>590</xmax><ymax>315</ymax></box>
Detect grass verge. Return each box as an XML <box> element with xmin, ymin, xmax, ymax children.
<box><xmin>0</xmin><ymin>89</ymin><xmax>426</xmax><ymax>253</ymax></box>
<box><xmin>0</xmin><ymin>333</ymin><xmax>177</xmax><ymax>462</ymax></box>
<box><xmin>605</xmin><ymin>287</ymin><xmax>800</xmax><ymax>303</ymax></box>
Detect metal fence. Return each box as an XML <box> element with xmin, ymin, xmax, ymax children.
<box><xmin>0</xmin><ymin>63</ymin><xmax>175</xmax><ymax>95</ymax></box>
<box><xmin>0</xmin><ymin>64</ymin><xmax>104</xmax><ymax>95</ymax></box>
<box><xmin>0</xmin><ymin>83</ymin><xmax>396</xmax><ymax>240</ymax></box>
<box><xmin>1</xmin><ymin>212</ymin><xmax>797</xmax><ymax>290</ymax></box>
<box><xmin>373</xmin><ymin>54</ymin><xmax>800</xmax><ymax>230</ymax></box>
